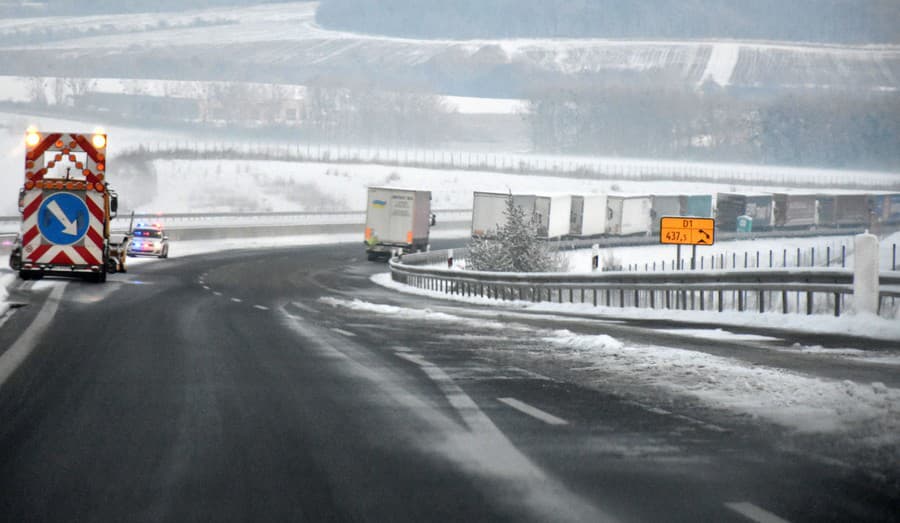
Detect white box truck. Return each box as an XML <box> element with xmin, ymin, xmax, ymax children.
<box><xmin>570</xmin><ymin>193</ymin><xmax>607</xmax><ymax>236</ymax></box>
<box><xmin>364</xmin><ymin>186</ymin><xmax>432</xmax><ymax>261</ymax></box>
<box><xmin>533</xmin><ymin>193</ymin><xmax>572</xmax><ymax>239</ymax></box>
<box><xmin>606</xmin><ymin>195</ymin><xmax>652</xmax><ymax>236</ymax></box>
<box><xmin>471</xmin><ymin>191</ymin><xmax>536</xmax><ymax>237</ymax></box>
<box><xmin>472</xmin><ymin>191</ymin><xmax>572</xmax><ymax>239</ymax></box>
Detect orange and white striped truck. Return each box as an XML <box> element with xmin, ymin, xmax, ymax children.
<box><xmin>9</xmin><ymin>129</ymin><xmax>125</xmax><ymax>282</ymax></box>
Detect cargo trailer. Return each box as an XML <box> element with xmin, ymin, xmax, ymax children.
<box><xmin>834</xmin><ymin>194</ymin><xmax>869</xmax><ymax>227</ymax></box>
<box><xmin>533</xmin><ymin>193</ymin><xmax>572</xmax><ymax>239</ymax></box>
<box><xmin>682</xmin><ymin>194</ymin><xmax>713</xmax><ymax>218</ymax></box>
<box><xmin>570</xmin><ymin>193</ymin><xmax>608</xmax><ymax>237</ymax></box>
<box><xmin>773</xmin><ymin>193</ymin><xmax>817</xmax><ymax>228</ymax></box>
<box><xmin>716</xmin><ymin>193</ymin><xmax>773</xmax><ymax>231</ymax></box>
<box><xmin>606</xmin><ymin>195</ymin><xmax>652</xmax><ymax>236</ymax></box>
<box><xmin>364</xmin><ymin>186</ymin><xmax>432</xmax><ymax>260</ymax></box>
<box><xmin>471</xmin><ymin>191</ymin><xmax>536</xmax><ymax>238</ymax></box>
<box><xmin>650</xmin><ymin>195</ymin><xmax>682</xmax><ymax>233</ymax></box>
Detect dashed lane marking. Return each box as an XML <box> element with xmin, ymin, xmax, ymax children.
<box><xmin>623</xmin><ymin>400</ymin><xmax>729</xmax><ymax>433</ymax></box>
<box><xmin>0</xmin><ymin>307</ymin><xmax>17</xmax><ymax>330</ymax></box>
<box><xmin>231</xmin><ymin>298</ymin><xmax>243</xmax><ymax>303</ymax></box>
<box><xmin>213</xmin><ymin>291</ymin><xmax>222</xmax><ymax>296</ymax></box>
<box><xmin>331</xmin><ymin>328</ymin><xmax>356</xmax><ymax>337</ymax></box>
<box><xmin>724</xmin><ymin>502</ymin><xmax>791</xmax><ymax>523</ymax></box>
<box><xmin>202</xmin><ymin>286</ymin><xmax>210</xmax><ymax>290</ymax></box>
<box><xmin>253</xmin><ymin>305</ymin><xmax>269</xmax><ymax>311</ymax></box>
<box><xmin>498</xmin><ymin>397</ymin><xmax>569</xmax><ymax>426</ymax></box>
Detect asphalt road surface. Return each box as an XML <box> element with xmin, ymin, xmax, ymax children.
<box><xmin>0</xmin><ymin>242</ymin><xmax>897</xmax><ymax>522</ymax></box>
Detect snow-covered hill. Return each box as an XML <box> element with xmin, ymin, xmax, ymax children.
<box><xmin>0</xmin><ymin>2</ymin><xmax>897</xmax><ymax>93</ymax></box>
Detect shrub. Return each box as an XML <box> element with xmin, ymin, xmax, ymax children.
<box><xmin>466</xmin><ymin>193</ymin><xmax>567</xmax><ymax>272</ymax></box>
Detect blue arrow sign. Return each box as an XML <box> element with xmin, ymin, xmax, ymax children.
<box><xmin>38</xmin><ymin>192</ymin><xmax>90</xmax><ymax>245</ymax></box>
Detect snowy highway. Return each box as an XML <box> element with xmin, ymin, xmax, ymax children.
<box><xmin>0</xmin><ymin>241</ymin><xmax>897</xmax><ymax>522</ymax></box>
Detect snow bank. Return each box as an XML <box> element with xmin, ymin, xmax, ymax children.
<box><xmin>321</xmin><ymin>294</ymin><xmax>900</xmax><ymax>438</ymax></box>
<box><xmin>371</xmin><ymin>272</ymin><xmax>900</xmax><ymax>341</ymax></box>
<box><xmin>543</xmin><ymin>329</ymin><xmax>900</xmax><ymax>436</ymax></box>
<box><xmin>0</xmin><ymin>271</ymin><xmax>13</xmax><ymax>319</ymax></box>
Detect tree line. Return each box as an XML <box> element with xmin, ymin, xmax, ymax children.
<box><xmin>525</xmin><ymin>83</ymin><xmax>900</xmax><ymax>170</ymax></box>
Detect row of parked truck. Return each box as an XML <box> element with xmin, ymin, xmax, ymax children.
<box><xmin>472</xmin><ymin>190</ymin><xmax>900</xmax><ymax>240</ymax></box>
<box><xmin>363</xmin><ymin>187</ymin><xmax>900</xmax><ymax>259</ymax></box>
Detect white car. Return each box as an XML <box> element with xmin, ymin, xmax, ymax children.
<box><xmin>127</xmin><ymin>224</ymin><xmax>169</xmax><ymax>258</ymax></box>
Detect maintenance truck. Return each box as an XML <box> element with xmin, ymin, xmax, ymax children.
<box><xmin>364</xmin><ymin>186</ymin><xmax>433</xmax><ymax>261</ymax></box>
<box><xmin>10</xmin><ymin>129</ymin><xmax>124</xmax><ymax>282</ymax></box>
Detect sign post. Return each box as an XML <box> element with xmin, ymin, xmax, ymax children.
<box><xmin>660</xmin><ymin>217</ymin><xmax>715</xmax><ymax>270</ymax></box>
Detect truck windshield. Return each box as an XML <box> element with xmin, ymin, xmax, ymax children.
<box><xmin>133</xmin><ymin>230</ymin><xmax>162</xmax><ymax>238</ymax></box>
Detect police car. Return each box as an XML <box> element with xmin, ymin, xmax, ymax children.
<box><xmin>127</xmin><ymin>223</ymin><xmax>169</xmax><ymax>258</ymax></box>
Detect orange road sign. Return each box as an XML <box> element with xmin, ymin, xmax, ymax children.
<box><xmin>660</xmin><ymin>217</ymin><xmax>715</xmax><ymax>245</ymax></box>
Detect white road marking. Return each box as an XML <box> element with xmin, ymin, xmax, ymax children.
<box><xmin>202</xmin><ymin>286</ymin><xmax>210</xmax><ymax>290</ymax></box>
<box><xmin>498</xmin><ymin>397</ymin><xmax>569</xmax><ymax>426</ymax></box>
<box><xmin>231</xmin><ymin>297</ymin><xmax>243</xmax><ymax>303</ymax></box>
<box><xmin>672</xmin><ymin>414</ymin><xmax>730</xmax><ymax>433</ymax></box>
<box><xmin>253</xmin><ymin>305</ymin><xmax>269</xmax><ymax>311</ymax></box>
<box><xmin>213</xmin><ymin>291</ymin><xmax>222</xmax><ymax>296</ymax></box>
<box><xmin>0</xmin><ymin>282</ymin><xmax>67</xmax><ymax>389</ymax></box>
<box><xmin>624</xmin><ymin>400</ymin><xmax>728</xmax><ymax>433</ymax></box>
<box><xmin>0</xmin><ymin>307</ymin><xmax>16</xmax><ymax>330</ymax></box>
<box><xmin>290</xmin><ymin>301</ymin><xmax>319</xmax><ymax>314</ymax></box>
<box><xmin>331</xmin><ymin>328</ymin><xmax>356</xmax><ymax>337</ymax></box>
<box><xmin>397</xmin><ymin>352</ymin><xmax>500</xmax><ymax>433</ymax></box>
<box><xmin>724</xmin><ymin>502</ymin><xmax>791</xmax><ymax>523</ymax></box>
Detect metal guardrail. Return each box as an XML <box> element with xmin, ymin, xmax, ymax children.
<box><xmin>391</xmin><ymin>250</ymin><xmax>900</xmax><ymax>318</ymax></box>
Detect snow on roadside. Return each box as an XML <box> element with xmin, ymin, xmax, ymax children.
<box><xmin>0</xmin><ymin>271</ymin><xmax>13</xmax><ymax>318</ymax></box>
<box><xmin>371</xmin><ymin>272</ymin><xmax>900</xmax><ymax>341</ymax></box>
<box><xmin>320</xmin><ymin>293</ymin><xmax>900</xmax><ymax>439</ymax></box>
<box><xmin>542</xmin><ymin>329</ymin><xmax>900</xmax><ymax>437</ymax></box>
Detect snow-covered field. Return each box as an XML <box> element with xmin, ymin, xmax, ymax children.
<box><xmin>1</xmin><ymin>2</ymin><xmax>897</xmax><ymax>90</ymax></box>
<box><xmin>3</xmin><ymin>111</ymin><xmax>899</xmax><ymax>215</ymax></box>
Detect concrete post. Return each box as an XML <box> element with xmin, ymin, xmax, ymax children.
<box><xmin>853</xmin><ymin>232</ymin><xmax>879</xmax><ymax>315</ymax></box>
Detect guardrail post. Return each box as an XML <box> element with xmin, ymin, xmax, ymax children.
<box><xmin>782</xmin><ymin>290</ymin><xmax>788</xmax><ymax>314</ymax></box>
<box><xmin>665</xmin><ymin>290</ymin><xmax>671</xmax><ymax>309</ymax></box>
<box><xmin>718</xmin><ymin>290</ymin><xmax>724</xmax><ymax>312</ymax></box>
<box><xmin>853</xmin><ymin>233</ymin><xmax>879</xmax><ymax>315</ymax></box>
<box><xmin>834</xmin><ymin>292</ymin><xmax>841</xmax><ymax>316</ymax></box>
<box><xmin>593</xmin><ymin>289</ymin><xmax>598</xmax><ymax>306</ymax></box>
<box><xmin>634</xmin><ymin>289</ymin><xmax>640</xmax><ymax>307</ymax></box>
<box><xmin>738</xmin><ymin>291</ymin><xmax>744</xmax><ymax>312</ymax></box>
<box><xmin>650</xmin><ymin>290</ymin><xmax>655</xmax><ymax>309</ymax></box>
<box><xmin>806</xmin><ymin>292</ymin><xmax>814</xmax><ymax>315</ymax></box>
<box><xmin>619</xmin><ymin>289</ymin><xmax>625</xmax><ymax>307</ymax></box>
<box><xmin>759</xmin><ymin>291</ymin><xmax>765</xmax><ymax>313</ymax></box>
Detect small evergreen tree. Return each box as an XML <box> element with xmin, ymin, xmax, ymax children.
<box><xmin>466</xmin><ymin>194</ymin><xmax>567</xmax><ymax>272</ymax></box>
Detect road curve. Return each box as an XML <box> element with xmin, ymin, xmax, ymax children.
<box><xmin>0</xmin><ymin>242</ymin><xmax>896</xmax><ymax>522</ymax></box>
